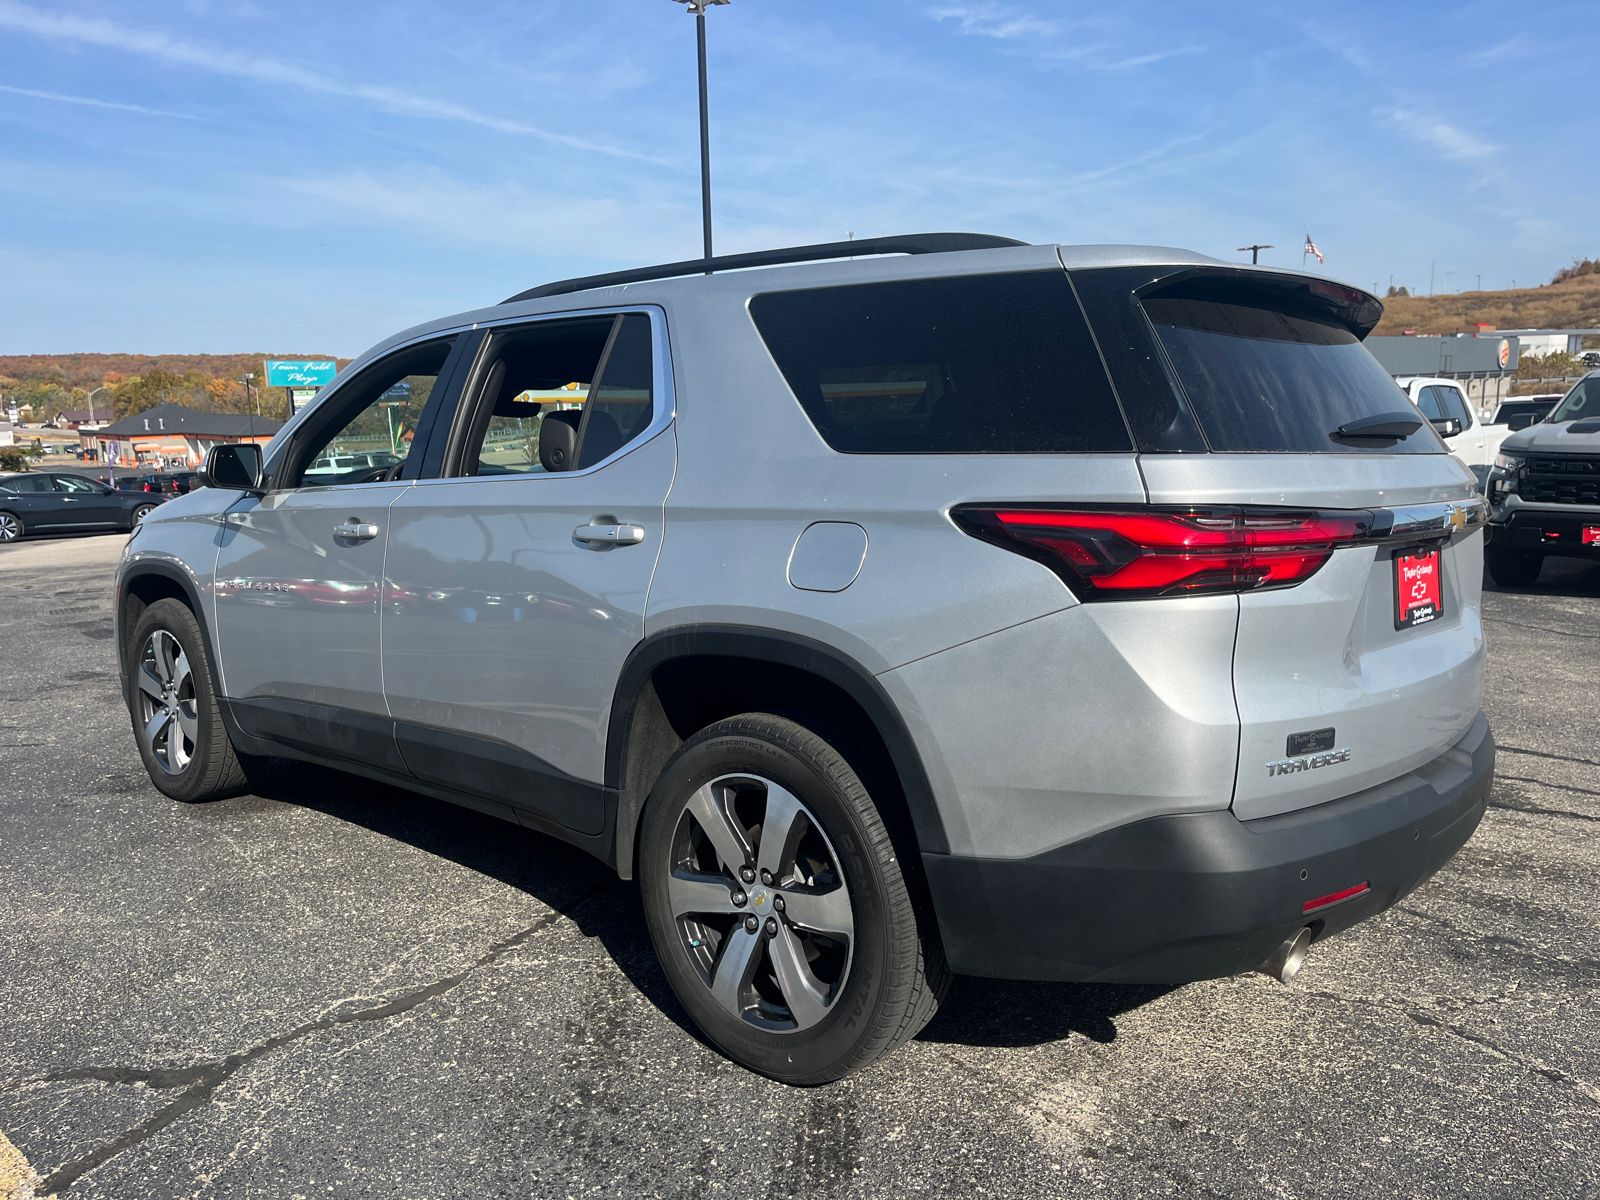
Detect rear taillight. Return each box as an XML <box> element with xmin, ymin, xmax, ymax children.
<box><xmin>953</xmin><ymin>505</ymin><xmax>1376</xmax><ymax>600</ymax></box>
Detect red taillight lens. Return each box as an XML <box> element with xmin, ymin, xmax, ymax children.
<box><xmin>954</xmin><ymin>505</ymin><xmax>1373</xmax><ymax>600</ymax></box>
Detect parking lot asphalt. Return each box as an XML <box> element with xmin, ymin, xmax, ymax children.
<box><xmin>1</xmin><ymin>532</ymin><xmax>1596</xmax><ymax>1200</ymax></box>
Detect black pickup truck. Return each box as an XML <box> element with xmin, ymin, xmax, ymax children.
<box><xmin>1484</xmin><ymin>370</ymin><xmax>1600</xmax><ymax>585</ymax></box>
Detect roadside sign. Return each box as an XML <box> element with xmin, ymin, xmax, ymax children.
<box><xmin>266</xmin><ymin>360</ymin><xmax>338</xmax><ymax>387</ymax></box>
<box><xmin>288</xmin><ymin>388</ymin><xmax>319</xmax><ymax>413</ymax></box>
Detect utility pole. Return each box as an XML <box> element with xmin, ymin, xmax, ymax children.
<box><xmin>1476</xmin><ymin>274</ymin><xmax>1481</xmax><ymax>292</ymax></box>
<box><xmin>673</xmin><ymin>0</ymin><xmax>729</xmax><ymax>270</ymax></box>
<box><xmin>1237</xmin><ymin>244</ymin><xmax>1273</xmax><ymax>265</ymax></box>
<box><xmin>1430</xmin><ymin>261</ymin><xmax>1435</xmax><ymax>296</ymax></box>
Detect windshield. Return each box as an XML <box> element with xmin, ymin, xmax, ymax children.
<box><xmin>1548</xmin><ymin>377</ymin><xmax>1600</xmax><ymax>423</ymax></box>
<box><xmin>1142</xmin><ymin>284</ymin><xmax>1443</xmax><ymax>454</ymax></box>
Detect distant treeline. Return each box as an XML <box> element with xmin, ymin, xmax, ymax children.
<box><xmin>0</xmin><ymin>353</ymin><xmax>351</xmax><ymax>421</ymax></box>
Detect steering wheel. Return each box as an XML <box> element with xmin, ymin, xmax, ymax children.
<box><xmin>350</xmin><ymin>464</ymin><xmax>404</xmax><ymax>485</ymax></box>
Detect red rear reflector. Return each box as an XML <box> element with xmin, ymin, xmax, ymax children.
<box><xmin>1303</xmin><ymin>881</ymin><xmax>1369</xmax><ymax>913</ymax></box>
<box><xmin>952</xmin><ymin>505</ymin><xmax>1374</xmax><ymax>601</ymax></box>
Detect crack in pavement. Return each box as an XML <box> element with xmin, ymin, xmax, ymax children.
<box><xmin>19</xmin><ymin>885</ymin><xmax>614</xmax><ymax>1194</ymax></box>
<box><xmin>1497</xmin><ymin>745</ymin><xmax>1600</xmax><ymax>769</ymax></box>
<box><xmin>1481</xmin><ymin>616</ymin><xmax>1600</xmax><ymax>640</ymax></box>
<box><xmin>1488</xmin><ymin>798</ymin><xmax>1600</xmax><ymax>823</ymax></box>
<box><xmin>1299</xmin><ymin>986</ymin><xmax>1600</xmax><ymax>1107</ymax></box>
<box><xmin>1493</xmin><ymin>773</ymin><xmax>1600</xmax><ymax>799</ymax></box>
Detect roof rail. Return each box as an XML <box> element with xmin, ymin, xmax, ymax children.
<box><xmin>499</xmin><ymin>232</ymin><xmax>1029</xmax><ymax>304</ymax></box>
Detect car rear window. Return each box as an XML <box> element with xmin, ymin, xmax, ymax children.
<box><xmin>749</xmin><ymin>271</ymin><xmax>1132</xmax><ymax>453</ymax></box>
<box><xmin>1141</xmin><ymin>282</ymin><xmax>1441</xmax><ymax>454</ymax></box>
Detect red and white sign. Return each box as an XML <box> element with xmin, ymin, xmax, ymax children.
<box><xmin>1395</xmin><ymin>547</ymin><xmax>1443</xmax><ymax>629</ymax></box>
<box><xmin>1583</xmin><ymin>526</ymin><xmax>1600</xmax><ymax>546</ymax></box>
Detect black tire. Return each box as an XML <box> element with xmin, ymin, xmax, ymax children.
<box><xmin>127</xmin><ymin>598</ymin><xmax>256</xmax><ymax>803</ymax></box>
<box><xmin>639</xmin><ymin>713</ymin><xmax>948</xmax><ymax>1084</ymax></box>
<box><xmin>1487</xmin><ymin>545</ymin><xmax>1542</xmax><ymax>587</ymax></box>
<box><xmin>129</xmin><ymin>502</ymin><xmax>158</xmax><ymax>529</ymax></box>
<box><xmin>0</xmin><ymin>510</ymin><xmax>22</xmax><ymax>542</ymax></box>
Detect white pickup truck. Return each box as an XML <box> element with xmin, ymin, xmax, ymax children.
<box><xmin>1396</xmin><ymin>376</ymin><xmax>1514</xmax><ymax>489</ymax></box>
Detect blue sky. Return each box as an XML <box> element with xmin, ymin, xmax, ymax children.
<box><xmin>1</xmin><ymin>0</ymin><xmax>1593</xmax><ymax>355</ymax></box>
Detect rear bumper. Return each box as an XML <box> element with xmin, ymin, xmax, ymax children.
<box><xmin>1487</xmin><ymin>507</ymin><xmax>1600</xmax><ymax>558</ymax></box>
<box><xmin>923</xmin><ymin>712</ymin><xmax>1493</xmax><ymax>983</ymax></box>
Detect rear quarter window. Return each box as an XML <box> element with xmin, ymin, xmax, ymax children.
<box><xmin>748</xmin><ymin>271</ymin><xmax>1132</xmax><ymax>453</ymax></box>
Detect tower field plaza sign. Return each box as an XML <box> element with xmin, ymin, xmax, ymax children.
<box><xmin>265</xmin><ymin>360</ymin><xmax>338</xmax><ymax>388</ymax></box>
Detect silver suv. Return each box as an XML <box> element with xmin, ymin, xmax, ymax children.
<box><xmin>116</xmin><ymin>235</ymin><xmax>1495</xmax><ymax>1083</ymax></box>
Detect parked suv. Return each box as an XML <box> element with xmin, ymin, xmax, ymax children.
<box><xmin>116</xmin><ymin>235</ymin><xmax>1494</xmax><ymax>1082</ymax></box>
<box><xmin>1484</xmin><ymin>370</ymin><xmax>1600</xmax><ymax>585</ymax></box>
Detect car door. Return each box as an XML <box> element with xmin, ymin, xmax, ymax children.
<box><xmin>381</xmin><ymin>309</ymin><xmax>675</xmax><ymax>835</ymax></box>
<box><xmin>213</xmin><ymin>335</ymin><xmax>472</xmax><ymax>772</ymax></box>
<box><xmin>0</xmin><ymin>474</ymin><xmax>65</xmax><ymax>527</ymax></box>
<box><xmin>1440</xmin><ymin>385</ymin><xmax>1489</xmax><ymax>485</ymax></box>
<box><xmin>52</xmin><ymin>474</ymin><xmax>126</xmax><ymax>526</ymax></box>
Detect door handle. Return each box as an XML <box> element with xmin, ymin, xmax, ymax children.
<box><xmin>573</xmin><ymin>523</ymin><xmax>645</xmax><ymax>545</ymax></box>
<box><xmin>335</xmin><ymin>521</ymin><xmax>380</xmax><ymax>541</ymax></box>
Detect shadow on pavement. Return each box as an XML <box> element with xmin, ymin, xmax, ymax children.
<box><xmin>917</xmin><ymin>976</ymin><xmax>1175</xmax><ymax>1047</ymax></box>
<box><xmin>226</xmin><ymin>756</ymin><xmax>705</xmax><ymax>1042</ymax></box>
<box><xmin>202</xmin><ymin>756</ymin><xmax>1178</xmax><ymax>1055</ymax></box>
<box><xmin>1483</xmin><ymin>556</ymin><xmax>1600</xmax><ymax>596</ymax></box>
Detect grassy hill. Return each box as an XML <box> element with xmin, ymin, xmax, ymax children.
<box><xmin>1371</xmin><ymin>272</ymin><xmax>1600</xmax><ymax>338</ymax></box>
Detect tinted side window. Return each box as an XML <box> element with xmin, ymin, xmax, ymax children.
<box><xmin>749</xmin><ymin>272</ymin><xmax>1131</xmax><ymax>453</ymax></box>
<box><xmin>3</xmin><ymin>475</ymin><xmax>54</xmax><ymax>493</ymax></box>
<box><xmin>576</xmin><ymin>314</ymin><xmax>654</xmax><ymax>469</ymax></box>
<box><xmin>1415</xmin><ymin>387</ymin><xmax>1446</xmax><ymax>420</ymax></box>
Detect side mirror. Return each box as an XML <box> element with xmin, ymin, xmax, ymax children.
<box><xmin>199</xmin><ymin>443</ymin><xmax>265</xmax><ymax>492</ymax></box>
<box><xmin>1429</xmin><ymin>417</ymin><xmax>1462</xmax><ymax>438</ymax></box>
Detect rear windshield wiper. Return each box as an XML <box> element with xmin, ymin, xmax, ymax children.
<box><xmin>1331</xmin><ymin>412</ymin><xmax>1424</xmax><ymax>444</ymax></box>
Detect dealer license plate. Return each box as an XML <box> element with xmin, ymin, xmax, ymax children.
<box><xmin>1583</xmin><ymin>526</ymin><xmax>1600</xmax><ymax>546</ymax></box>
<box><xmin>1394</xmin><ymin>547</ymin><xmax>1443</xmax><ymax>630</ymax></box>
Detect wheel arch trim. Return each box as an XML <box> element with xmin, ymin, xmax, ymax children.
<box><xmin>606</xmin><ymin>623</ymin><xmax>952</xmax><ymax>877</ymax></box>
<box><xmin>117</xmin><ymin>558</ymin><xmax>217</xmax><ymax>695</ymax></box>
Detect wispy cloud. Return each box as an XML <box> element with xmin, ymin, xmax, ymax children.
<box><xmin>1462</xmin><ymin>35</ymin><xmax>1540</xmax><ymax>67</ymax></box>
<box><xmin>926</xmin><ymin>4</ymin><xmax>1060</xmax><ymax>40</ymax></box>
<box><xmin>1093</xmin><ymin>45</ymin><xmax>1205</xmax><ymax>71</ymax></box>
<box><xmin>0</xmin><ymin>83</ymin><xmax>205</xmax><ymax>119</ymax></box>
<box><xmin>1379</xmin><ymin>108</ymin><xmax>1498</xmax><ymax>162</ymax></box>
<box><xmin>0</xmin><ymin>0</ymin><xmax>663</xmax><ymax>162</ymax></box>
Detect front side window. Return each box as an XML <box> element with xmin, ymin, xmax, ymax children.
<box><xmin>749</xmin><ymin>272</ymin><xmax>1132</xmax><ymax>453</ymax></box>
<box><xmin>454</xmin><ymin>312</ymin><xmax>656</xmax><ymax>477</ymax></box>
<box><xmin>295</xmin><ymin>340</ymin><xmax>451</xmax><ymax>488</ymax></box>
<box><xmin>1549</xmin><ymin>377</ymin><xmax>1600</xmax><ymax>422</ymax></box>
<box><xmin>55</xmin><ymin>475</ymin><xmax>100</xmax><ymax>493</ymax></box>
<box><xmin>1142</xmin><ymin>281</ymin><xmax>1443</xmax><ymax>454</ymax></box>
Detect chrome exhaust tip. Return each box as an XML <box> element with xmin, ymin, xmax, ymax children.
<box><xmin>1257</xmin><ymin>927</ymin><xmax>1313</xmax><ymax>984</ymax></box>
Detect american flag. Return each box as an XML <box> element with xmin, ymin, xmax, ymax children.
<box><xmin>1303</xmin><ymin>232</ymin><xmax>1324</xmax><ymax>264</ymax></box>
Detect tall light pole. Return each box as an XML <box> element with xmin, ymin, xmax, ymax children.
<box><xmin>674</xmin><ymin>0</ymin><xmax>729</xmax><ymax>268</ymax></box>
<box><xmin>1237</xmin><ymin>244</ymin><xmax>1273</xmax><ymax>265</ymax></box>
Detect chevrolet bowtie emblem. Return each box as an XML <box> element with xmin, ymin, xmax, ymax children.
<box><xmin>1447</xmin><ymin>506</ymin><xmax>1467</xmax><ymax>532</ymax></box>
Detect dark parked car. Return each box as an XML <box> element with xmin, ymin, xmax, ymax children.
<box><xmin>0</xmin><ymin>472</ymin><xmax>165</xmax><ymax>541</ymax></box>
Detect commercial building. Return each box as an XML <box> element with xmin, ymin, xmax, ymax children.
<box><xmin>88</xmin><ymin>403</ymin><xmax>282</xmax><ymax>470</ymax></box>
<box><xmin>1364</xmin><ymin>334</ymin><xmax>1519</xmax><ymax>417</ymax></box>
<box><xmin>1493</xmin><ymin>328</ymin><xmax>1600</xmax><ymax>358</ymax></box>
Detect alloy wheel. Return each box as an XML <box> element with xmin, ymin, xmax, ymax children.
<box><xmin>667</xmin><ymin>773</ymin><xmax>855</xmax><ymax>1032</ymax></box>
<box><xmin>0</xmin><ymin>513</ymin><xmax>18</xmax><ymax>542</ymax></box>
<box><xmin>133</xmin><ymin>504</ymin><xmax>156</xmax><ymax>524</ymax></box>
<box><xmin>136</xmin><ymin>629</ymin><xmax>197</xmax><ymax>774</ymax></box>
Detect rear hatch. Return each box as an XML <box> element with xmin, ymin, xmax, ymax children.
<box><xmin>1070</xmin><ymin>263</ymin><xmax>1486</xmax><ymax>820</ymax></box>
